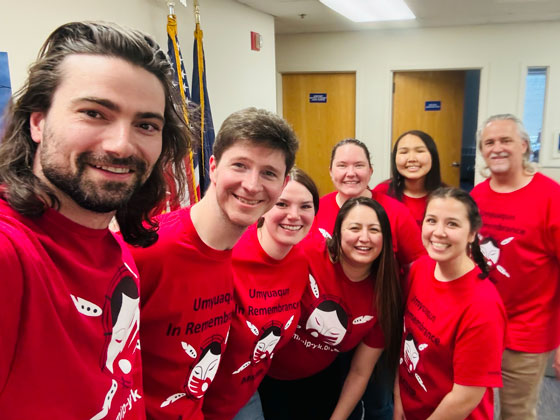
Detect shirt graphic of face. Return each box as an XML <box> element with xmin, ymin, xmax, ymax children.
<box><xmin>252</xmin><ymin>326</ymin><xmax>282</xmax><ymax>363</ymax></box>
<box><xmin>404</xmin><ymin>333</ymin><xmax>420</xmax><ymax>373</ymax></box>
<box><xmin>305</xmin><ymin>300</ymin><xmax>348</xmax><ymax>346</ymax></box>
<box><xmin>186</xmin><ymin>341</ymin><xmax>222</xmax><ymax>399</ymax></box>
<box><xmin>102</xmin><ymin>272</ymin><xmax>140</xmax><ymax>386</ymax></box>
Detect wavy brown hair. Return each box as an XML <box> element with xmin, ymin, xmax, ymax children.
<box><xmin>0</xmin><ymin>21</ymin><xmax>192</xmax><ymax>247</ymax></box>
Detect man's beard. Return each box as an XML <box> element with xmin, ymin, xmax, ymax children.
<box><xmin>41</xmin><ymin>151</ymin><xmax>148</xmax><ymax>214</ymax></box>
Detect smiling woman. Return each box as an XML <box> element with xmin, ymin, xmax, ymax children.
<box><xmin>374</xmin><ymin>130</ymin><xmax>444</xmax><ymax>227</ymax></box>
<box><xmin>202</xmin><ymin>168</ymin><xmax>320</xmax><ymax>420</ymax></box>
<box><xmin>394</xmin><ymin>187</ymin><xmax>506</xmax><ymax>420</ymax></box>
<box><xmin>260</xmin><ymin>196</ymin><xmax>402</xmax><ymax>420</ymax></box>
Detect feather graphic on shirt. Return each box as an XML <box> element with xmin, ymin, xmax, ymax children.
<box><xmin>225</xmin><ymin>327</ymin><xmax>230</xmax><ymax>344</ymax></box>
<box><xmin>309</xmin><ymin>274</ymin><xmax>320</xmax><ymax>298</ymax></box>
<box><xmin>181</xmin><ymin>341</ymin><xmax>197</xmax><ymax>359</ymax></box>
<box><xmin>232</xmin><ymin>361</ymin><xmax>251</xmax><ymax>375</ymax></box>
<box><xmin>123</xmin><ymin>262</ymin><xmax>138</xmax><ymax>279</ymax></box>
<box><xmin>415</xmin><ymin>373</ymin><xmax>427</xmax><ymax>392</ymax></box>
<box><xmin>70</xmin><ymin>294</ymin><xmax>103</xmax><ymax>317</ymax></box>
<box><xmin>160</xmin><ymin>393</ymin><xmax>186</xmax><ymax>407</ymax></box>
<box><xmin>318</xmin><ymin>228</ymin><xmax>332</xmax><ymax>239</ymax></box>
<box><xmin>285</xmin><ymin>315</ymin><xmax>294</xmax><ymax>330</ymax></box>
<box><xmin>352</xmin><ymin>315</ymin><xmax>374</xmax><ymax>325</ymax></box>
<box><xmin>418</xmin><ymin>343</ymin><xmax>428</xmax><ymax>351</ymax></box>
<box><xmin>497</xmin><ymin>265</ymin><xmax>511</xmax><ymax>278</ymax></box>
<box><xmin>500</xmin><ymin>237</ymin><xmax>514</xmax><ymax>246</ymax></box>
<box><xmin>246</xmin><ymin>321</ymin><xmax>260</xmax><ymax>336</ymax></box>
<box><xmin>90</xmin><ymin>379</ymin><xmax>118</xmax><ymax>420</ymax></box>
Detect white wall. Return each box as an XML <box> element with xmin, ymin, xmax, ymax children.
<box><xmin>0</xmin><ymin>0</ymin><xmax>276</xmax><ymax>130</ymax></box>
<box><xmin>275</xmin><ymin>22</ymin><xmax>560</xmax><ymax>184</ymax></box>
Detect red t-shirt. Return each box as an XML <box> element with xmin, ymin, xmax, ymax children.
<box><xmin>203</xmin><ymin>226</ymin><xmax>308</xmax><ymax>420</ymax></box>
<box><xmin>471</xmin><ymin>173</ymin><xmax>560</xmax><ymax>353</ymax></box>
<box><xmin>399</xmin><ymin>256</ymin><xmax>506</xmax><ymax>420</ymax></box>
<box><xmin>373</xmin><ymin>180</ymin><xmax>427</xmax><ymax>228</ymax></box>
<box><xmin>313</xmin><ymin>191</ymin><xmax>425</xmax><ymax>266</ymax></box>
<box><xmin>130</xmin><ymin>207</ymin><xmax>234</xmax><ymax>420</ymax></box>
<box><xmin>267</xmin><ymin>234</ymin><xmax>385</xmax><ymax>380</ymax></box>
<box><xmin>0</xmin><ymin>199</ymin><xmax>145</xmax><ymax>419</ymax></box>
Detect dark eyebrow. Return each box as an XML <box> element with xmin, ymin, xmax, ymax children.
<box><xmin>73</xmin><ymin>97</ymin><xmax>165</xmax><ymax>123</ymax></box>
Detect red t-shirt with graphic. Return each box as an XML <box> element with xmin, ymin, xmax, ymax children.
<box><xmin>202</xmin><ymin>226</ymin><xmax>308</xmax><ymax>420</ymax></box>
<box><xmin>399</xmin><ymin>256</ymin><xmax>506</xmax><ymax>420</ymax></box>
<box><xmin>313</xmin><ymin>191</ymin><xmax>425</xmax><ymax>266</ymax></box>
<box><xmin>373</xmin><ymin>180</ymin><xmax>428</xmax><ymax>228</ymax></box>
<box><xmin>130</xmin><ymin>207</ymin><xmax>234</xmax><ymax>420</ymax></box>
<box><xmin>268</xmin><ymin>233</ymin><xmax>385</xmax><ymax>380</ymax></box>
<box><xmin>0</xmin><ymin>199</ymin><xmax>145</xmax><ymax>419</ymax></box>
<box><xmin>471</xmin><ymin>173</ymin><xmax>560</xmax><ymax>353</ymax></box>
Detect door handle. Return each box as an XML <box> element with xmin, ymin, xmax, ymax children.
<box><xmin>451</xmin><ymin>161</ymin><xmax>460</xmax><ymax>167</ymax></box>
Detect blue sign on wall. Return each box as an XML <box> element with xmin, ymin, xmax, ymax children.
<box><xmin>309</xmin><ymin>93</ymin><xmax>327</xmax><ymax>103</ymax></box>
<box><xmin>425</xmin><ymin>101</ymin><xmax>441</xmax><ymax>111</ymax></box>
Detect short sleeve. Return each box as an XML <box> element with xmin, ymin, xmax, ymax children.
<box><xmin>453</xmin><ymin>289</ymin><xmax>506</xmax><ymax>388</ymax></box>
<box><xmin>0</xmin><ymin>232</ymin><xmax>24</xmax><ymax>391</ymax></box>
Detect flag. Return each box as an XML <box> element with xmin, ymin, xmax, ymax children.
<box><xmin>191</xmin><ymin>20</ymin><xmax>215</xmax><ymax>195</ymax></box>
<box><xmin>165</xmin><ymin>14</ymin><xmax>199</xmax><ymax>209</ymax></box>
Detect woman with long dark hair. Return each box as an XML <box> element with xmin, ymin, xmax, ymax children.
<box><xmin>374</xmin><ymin>130</ymin><xmax>443</xmax><ymax>227</ymax></box>
<box><xmin>394</xmin><ymin>187</ymin><xmax>506</xmax><ymax>420</ymax></box>
<box><xmin>260</xmin><ymin>197</ymin><xmax>402</xmax><ymax>420</ymax></box>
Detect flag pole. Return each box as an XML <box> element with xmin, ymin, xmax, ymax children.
<box><xmin>167</xmin><ymin>0</ymin><xmax>175</xmax><ymax>16</ymax></box>
<box><xmin>194</xmin><ymin>0</ymin><xmax>200</xmax><ymax>24</ymax></box>
<box><xmin>165</xmin><ymin>0</ymin><xmax>200</xmax><ymax>206</ymax></box>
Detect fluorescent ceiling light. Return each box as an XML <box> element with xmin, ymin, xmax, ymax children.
<box><xmin>319</xmin><ymin>0</ymin><xmax>416</xmax><ymax>23</ymax></box>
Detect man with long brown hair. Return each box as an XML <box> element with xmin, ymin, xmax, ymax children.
<box><xmin>0</xmin><ymin>21</ymin><xmax>190</xmax><ymax>418</ymax></box>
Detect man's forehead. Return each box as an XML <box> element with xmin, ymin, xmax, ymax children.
<box><xmin>52</xmin><ymin>54</ymin><xmax>165</xmax><ymax>115</ymax></box>
<box><xmin>221</xmin><ymin>140</ymin><xmax>286</xmax><ymax>163</ymax></box>
<box><xmin>483</xmin><ymin>120</ymin><xmax>518</xmax><ymax>138</ymax></box>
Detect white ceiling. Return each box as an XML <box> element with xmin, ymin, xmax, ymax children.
<box><xmin>235</xmin><ymin>0</ymin><xmax>560</xmax><ymax>34</ymax></box>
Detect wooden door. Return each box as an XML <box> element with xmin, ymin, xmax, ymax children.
<box><xmin>282</xmin><ymin>73</ymin><xmax>356</xmax><ymax>196</ymax></box>
<box><xmin>392</xmin><ymin>71</ymin><xmax>465</xmax><ymax>186</ymax></box>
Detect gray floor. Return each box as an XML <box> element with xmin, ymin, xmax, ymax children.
<box><xmin>536</xmin><ymin>376</ymin><xmax>560</xmax><ymax>420</ymax></box>
<box><xmin>494</xmin><ymin>374</ymin><xmax>560</xmax><ymax>420</ymax></box>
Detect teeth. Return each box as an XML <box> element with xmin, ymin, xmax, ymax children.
<box><xmin>236</xmin><ymin>196</ymin><xmax>260</xmax><ymax>205</ymax></box>
<box><xmin>431</xmin><ymin>242</ymin><xmax>448</xmax><ymax>250</ymax></box>
<box><xmin>280</xmin><ymin>224</ymin><xmax>302</xmax><ymax>231</ymax></box>
<box><xmin>356</xmin><ymin>246</ymin><xmax>371</xmax><ymax>251</ymax></box>
<box><xmin>97</xmin><ymin>165</ymin><xmax>130</xmax><ymax>174</ymax></box>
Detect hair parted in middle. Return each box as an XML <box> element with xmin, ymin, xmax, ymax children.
<box><xmin>0</xmin><ymin>21</ymin><xmax>194</xmax><ymax>247</ymax></box>
<box><xmin>212</xmin><ymin>107</ymin><xmax>298</xmax><ymax>175</ymax></box>
<box><xmin>327</xmin><ymin>196</ymin><xmax>402</xmax><ymax>371</ymax></box>
<box><xmin>426</xmin><ymin>186</ymin><xmax>489</xmax><ymax>279</ymax></box>
<box><xmin>388</xmin><ymin>130</ymin><xmax>442</xmax><ymax>201</ymax></box>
